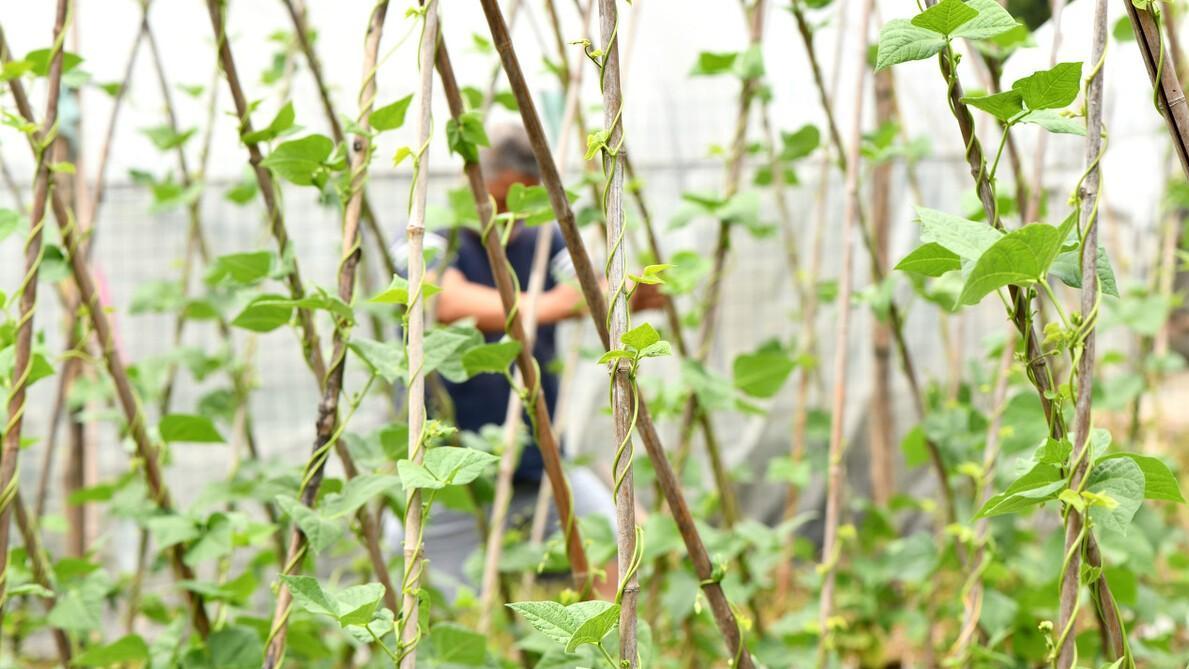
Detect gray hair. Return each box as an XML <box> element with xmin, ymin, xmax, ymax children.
<box><xmin>480</xmin><ymin>123</ymin><xmax>540</xmax><ymax>180</ymax></box>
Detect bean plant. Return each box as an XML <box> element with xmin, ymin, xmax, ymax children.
<box><xmin>0</xmin><ymin>0</ymin><xmax>1188</xmax><ymax>668</ymax></box>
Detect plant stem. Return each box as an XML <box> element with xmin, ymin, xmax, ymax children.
<box><xmin>1057</xmin><ymin>1</ymin><xmax>1110</xmax><ymax>665</ymax></box>
<box><xmin>398</xmin><ymin>5</ymin><xmax>438</xmax><ymax>668</ymax></box>
<box><xmin>815</xmin><ymin>0</ymin><xmax>873</xmax><ymax>664</ymax></box>
<box><xmin>0</xmin><ymin>0</ymin><xmax>71</xmax><ymax>632</ymax></box>
<box><xmin>262</xmin><ymin>4</ymin><xmax>395</xmax><ymax>666</ymax></box>
<box><xmin>478</xmin><ymin>2</ymin><xmax>754</xmax><ymax>664</ymax></box>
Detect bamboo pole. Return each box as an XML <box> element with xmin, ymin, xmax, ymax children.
<box><xmin>477</xmin><ymin>2</ymin><xmax>754</xmax><ymax>664</ymax></box>
<box><xmin>0</xmin><ymin>0</ymin><xmax>71</xmax><ymax>630</ymax></box>
<box><xmin>398</xmin><ymin>5</ymin><xmax>438</xmax><ymax>668</ymax></box>
<box><xmin>261</xmin><ymin>4</ymin><xmax>395</xmax><ymax>666</ymax></box>
<box><xmin>0</xmin><ymin>27</ymin><xmax>213</xmax><ymax>641</ymax></box>
<box><xmin>869</xmin><ymin>66</ymin><xmax>895</xmax><ymax>507</ymax></box>
<box><xmin>1123</xmin><ymin>0</ymin><xmax>1189</xmax><ymax>178</ymax></box>
<box><xmin>594</xmin><ymin>0</ymin><xmax>638</xmax><ymax>663</ymax></box>
<box><xmin>1056</xmin><ymin>1</ymin><xmax>1111</xmax><ymax>664</ymax></box>
<box><xmin>815</xmin><ymin>0</ymin><xmax>873</xmax><ymax>664</ymax></box>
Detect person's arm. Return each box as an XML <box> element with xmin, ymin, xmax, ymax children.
<box><xmin>436</xmin><ymin>267</ymin><xmax>585</xmax><ymax>334</ymax></box>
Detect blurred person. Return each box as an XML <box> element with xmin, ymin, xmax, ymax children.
<box><xmin>388</xmin><ymin>124</ymin><xmax>662</xmax><ymax>601</ymax></box>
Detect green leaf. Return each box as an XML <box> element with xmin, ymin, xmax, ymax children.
<box><xmin>321</xmin><ymin>474</ymin><xmax>402</xmax><ymax>518</ymax></box>
<box><xmin>780</xmin><ymin>125</ymin><xmax>821</xmax><ymax>161</ymax></box>
<box><xmin>24</xmin><ymin>49</ymin><xmax>83</xmax><ymax>76</ymax></box>
<box><xmin>146</xmin><ymin>514</ymin><xmax>201</xmax><ymax>549</ymax></box>
<box><xmin>507</xmin><ymin>600</ymin><xmax>616</xmax><ymax>647</ymax></box>
<box><xmin>733</xmin><ymin>342</ymin><xmax>796</xmax><ymax>398</ymax></box>
<box><xmin>350</xmin><ymin>338</ymin><xmax>404</xmax><ymax>383</ymax></box>
<box><xmin>911</xmin><ymin>0</ymin><xmax>978</xmax><ymax>36</ymax></box>
<box><xmin>206</xmin><ymin>251</ymin><xmax>273</xmax><ymax>286</ymax></box>
<box><xmin>916</xmin><ymin>207</ymin><xmax>1002</xmax><ymax>260</ymax></box>
<box><xmin>281</xmin><ymin>575</ymin><xmax>339</xmax><ymax>620</ymax></box>
<box><xmin>207</xmin><ymin>626</ymin><xmax>263</xmax><ymax>669</ymax></box>
<box><xmin>446</xmin><ymin>111</ymin><xmax>489</xmax><ymax>163</ymax></box>
<box><xmin>961</xmin><ymin>89</ymin><xmax>1024</xmax><ymax>121</ymax></box>
<box><xmin>957</xmin><ymin>219</ymin><xmax>1072</xmax><ymax>306</ymax></box>
<box><xmin>565</xmin><ymin>602</ymin><xmax>620</xmax><ymax>652</ymax></box>
<box><xmin>0</xmin><ymin>209</ymin><xmax>20</xmax><ymax>243</ymax></box>
<box><xmin>261</xmin><ymin>134</ymin><xmax>333</xmax><ymax>186</ymax></box>
<box><xmin>976</xmin><ymin>463</ymin><xmax>1065</xmax><ymax>517</ymax></box>
<box><xmin>369</xmin><ymin>274</ymin><xmax>440</xmax><ymax>305</ymax></box>
<box><xmin>243</xmin><ymin>101</ymin><xmax>296</xmax><ymax>144</ymax></box>
<box><xmin>1101</xmin><ymin>453</ymin><xmax>1185</xmax><ymax>502</ymax></box>
<box><xmin>1049</xmin><ymin>245</ymin><xmax>1119</xmax><ymax>297</ymax></box>
<box><xmin>1019</xmin><ymin>109</ymin><xmax>1086</xmax><ymax>135</ymax></box>
<box><xmin>431</xmin><ymin>623</ymin><xmax>487</xmax><ymax>666</ymax></box>
<box><xmin>895</xmin><ymin>242</ymin><xmax>961</xmax><ymax>276</ymax></box>
<box><xmin>462</xmin><ymin>340</ymin><xmax>521</xmax><ymax>377</ymax></box>
<box><xmin>371</xmin><ymin>94</ymin><xmax>414</xmax><ymax>131</ymax></box>
<box><xmin>48</xmin><ymin>590</ymin><xmax>102</xmax><ymax>632</ymax></box>
<box><xmin>73</xmin><ymin>634</ymin><xmax>149</xmax><ymax>667</ymax></box>
<box><xmin>951</xmin><ymin>0</ymin><xmax>1020</xmax><ymax>40</ymax></box>
<box><xmin>1085</xmin><ymin>457</ymin><xmax>1145</xmax><ymax>534</ymax></box>
<box><xmin>334</xmin><ymin>583</ymin><xmax>387</xmax><ymax>625</ymax></box>
<box><xmin>231</xmin><ymin>294</ymin><xmax>293</xmax><ymax>332</ymax></box>
<box><xmin>159</xmin><ymin>414</ymin><xmax>224</xmax><ymax>444</ymax></box>
<box><xmin>275</xmin><ymin>496</ymin><xmax>342</xmax><ymax>553</ymax></box>
<box><xmin>397</xmin><ymin>460</ymin><xmax>444</xmax><ymax>491</ymax></box>
<box><xmin>689</xmin><ymin>51</ymin><xmax>738</xmax><ymax>76</ymax></box>
<box><xmin>505</xmin><ymin>183</ymin><xmax>556</xmax><ymax>226</ymax></box>
<box><xmin>1012</xmin><ymin>62</ymin><xmax>1083</xmax><ymax>110</ymax></box>
<box><xmin>424</xmin><ymin>447</ymin><xmax>499</xmax><ymax>486</ymax></box>
<box><xmin>142</xmin><ymin>125</ymin><xmax>196</xmax><ymax>151</ymax></box>
<box><xmin>621</xmin><ymin>323</ymin><xmax>660</xmax><ymax>351</ymax></box>
<box><xmin>875</xmin><ymin>19</ymin><xmax>946</xmax><ymax>71</ymax></box>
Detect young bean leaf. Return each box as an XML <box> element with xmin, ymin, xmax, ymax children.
<box><xmin>462</xmin><ymin>340</ymin><xmax>522</xmax><ymax>376</ymax></box>
<box><xmin>565</xmin><ymin>602</ymin><xmax>621</xmax><ymax>652</ymax></box>
<box><xmin>957</xmin><ymin>217</ymin><xmax>1072</xmax><ymax>306</ymax></box>
<box><xmin>960</xmin><ymin>89</ymin><xmax>1024</xmax><ymax>122</ymax></box>
<box><xmin>1100</xmin><ymin>453</ymin><xmax>1186</xmax><ymax>502</ymax></box>
<box><xmin>1018</xmin><ymin>109</ymin><xmax>1086</xmax><ymax>135</ymax></box>
<box><xmin>622</xmin><ymin>323</ymin><xmax>661</xmax><ymax>350</ymax></box>
<box><xmin>915</xmin><ymin>207</ymin><xmax>1002</xmax><ymax>260</ymax></box>
<box><xmin>1084</xmin><ymin>457</ymin><xmax>1145</xmax><ymax>534</ymax></box>
<box><xmin>73</xmin><ymin>634</ymin><xmax>150</xmax><ymax>667</ymax></box>
<box><xmin>159</xmin><ymin>414</ymin><xmax>224</xmax><ymax>444</ymax></box>
<box><xmin>242</xmin><ymin>101</ymin><xmax>296</xmax><ymax>144</ymax></box>
<box><xmin>733</xmin><ymin>341</ymin><xmax>796</xmax><ymax>398</ymax></box>
<box><xmin>951</xmin><ymin>0</ymin><xmax>1020</xmax><ymax>40</ymax></box>
<box><xmin>875</xmin><ymin>19</ymin><xmax>946</xmax><ymax>71</ymax></box>
<box><xmin>895</xmin><ymin>242</ymin><xmax>961</xmax><ymax>277</ymax></box>
<box><xmin>1012</xmin><ymin>62</ymin><xmax>1083</xmax><ymax>110</ymax></box>
<box><xmin>911</xmin><ymin>0</ymin><xmax>978</xmax><ymax>36</ymax></box>
<box><xmin>430</xmin><ymin>623</ymin><xmax>488</xmax><ymax>666</ymax></box>
<box><xmin>260</xmin><ymin>134</ymin><xmax>333</xmax><ymax>186</ymax></box>
<box><xmin>370</xmin><ymin>94</ymin><xmax>414</xmax><ymax>131</ymax></box>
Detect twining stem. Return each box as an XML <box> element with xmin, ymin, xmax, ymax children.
<box><xmin>280</xmin><ymin>0</ymin><xmax>397</xmax><ymax>278</ymax></box>
<box><xmin>261</xmin><ymin>4</ymin><xmax>394</xmax><ymax>667</ymax></box>
<box><xmin>594</xmin><ymin>0</ymin><xmax>639</xmax><ymax>664</ymax></box>
<box><xmin>791</xmin><ymin>0</ymin><xmax>956</xmax><ymax>526</ymax></box>
<box><xmin>815</xmin><ymin>0</ymin><xmax>873</xmax><ymax>665</ymax></box>
<box><xmin>1056</xmin><ymin>1</ymin><xmax>1110</xmax><ymax>666</ymax></box>
<box><xmin>1123</xmin><ymin>0</ymin><xmax>1189</xmax><ymax>178</ymax></box>
<box><xmin>0</xmin><ymin>0</ymin><xmax>71</xmax><ymax>630</ymax></box>
<box><xmin>478</xmin><ymin>2</ymin><xmax>754</xmax><ymax>664</ymax></box>
<box><xmin>0</xmin><ymin>29</ymin><xmax>213</xmax><ymax>640</ymax></box>
<box><xmin>204</xmin><ymin>0</ymin><xmax>327</xmax><ymax>383</ymax></box>
<box><xmin>434</xmin><ymin>30</ymin><xmax>593</xmax><ymax>596</ymax></box>
<box><xmin>398</xmin><ymin>5</ymin><xmax>438</xmax><ymax>668</ymax></box>
<box><xmin>12</xmin><ymin>493</ymin><xmax>71</xmax><ymax>663</ymax></box>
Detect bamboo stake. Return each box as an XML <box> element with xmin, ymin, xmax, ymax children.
<box><xmin>0</xmin><ymin>0</ymin><xmax>71</xmax><ymax>629</ymax></box>
<box><xmin>397</xmin><ymin>5</ymin><xmax>438</xmax><ymax>668</ymax></box>
<box><xmin>815</xmin><ymin>0</ymin><xmax>872</xmax><ymax>664</ymax></box>
<box><xmin>1056</xmin><ymin>1</ymin><xmax>1111</xmax><ymax>664</ymax></box>
<box><xmin>594</xmin><ymin>0</ymin><xmax>638</xmax><ymax>663</ymax></box>
<box><xmin>261</xmin><ymin>4</ymin><xmax>395</xmax><ymax>666</ymax></box>
<box><xmin>204</xmin><ymin>0</ymin><xmax>327</xmax><ymax>383</ymax></box>
<box><xmin>12</xmin><ymin>494</ymin><xmax>71</xmax><ymax>663</ymax></box>
<box><xmin>869</xmin><ymin>66</ymin><xmax>895</xmax><ymax>507</ymax></box>
<box><xmin>478</xmin><ymin>2</ymin><xmax>754</xmax><ymax>664</ymax></box>
<box><xmin>0</xmin><ymin>28</ymin><xmax>213</xmax><ymax>641</ymax></box>
<box><xmin>434</xmin><ymin>31</ymin><xmax>593</xmax><ymax>597</ymax></box>
<box><xmin>476</xmin><ymin>1</ymin><xmax>593</xmax><ymax>629</ymax></box>
<box><xmin>280</xmin><ymin>0</ymin><xmax>397</xmax><ymax>278</ymax></box>
<box><xmin>1123</xmin><ymin>0</ymin><xmax>1189</xmax><ymax>178</ymax></box>
<box><xmin>790</xmin><ymin>0</ymin><xmax>956</xmax><ymax>525</ymax></box>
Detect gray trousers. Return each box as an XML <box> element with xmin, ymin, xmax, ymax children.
<box><xmin>386</xmin><ymin>466</ymin><xmax>616</xmax><ymax>600</ymax></box>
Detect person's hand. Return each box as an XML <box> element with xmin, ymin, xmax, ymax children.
<box><xmin>629</xmin><ymin>282</ymin><xmax>667</xmax><ymax>312</ymax></box>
